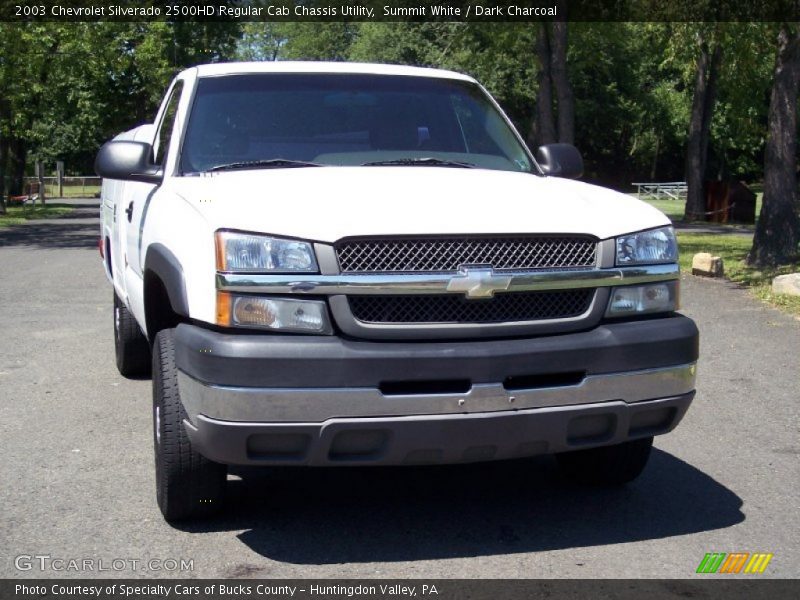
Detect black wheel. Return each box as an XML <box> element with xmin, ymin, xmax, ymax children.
<box><xmin>556</xmin><ymin>436</ymin><xmax>653</xmax><ymax>485</ymax></box>
<box><xmin>153</xmin><ymin>328</ymin><xmax>226</xmax><ymax>521</ymax></box>
<box><xmin>114</xmin><ymin>292</ymin><xmax>151</xmax><ymax>377</ymax></box>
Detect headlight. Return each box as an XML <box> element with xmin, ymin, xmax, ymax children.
<box><xmin>215</xmin><ymin>231</ymin><xmax>318</xmax><ymax>273</ymax></box>
<box><xmin>217</xmin><ymin>292</ymin><xmax>333</xmax><ymax>334</ymax></box>
<box><xmin>616</xmin><ymin>226</ymin><xmax>677</xmax><ymax>266</ymax></box>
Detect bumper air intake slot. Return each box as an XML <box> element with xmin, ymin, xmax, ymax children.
<box><xmin>503</xmin><ymin>371</ymin><xmax>585</xmax><ymax>391</ymax></box>
<box><xmin>380</xmin><ymin>379</ymin><xmax>471</xmax><ymax>396</ymax></box>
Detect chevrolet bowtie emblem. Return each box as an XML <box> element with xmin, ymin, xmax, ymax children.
<box><xmin>446</xmin><ymin>267</ymin><xmax>512</xmax><ymax>299</ymax></box>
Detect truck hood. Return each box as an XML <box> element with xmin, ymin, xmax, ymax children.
<box><xmin>169</xmin><ymin>167</ymin><xmax>670</xmax><ymax>242</ymax></box>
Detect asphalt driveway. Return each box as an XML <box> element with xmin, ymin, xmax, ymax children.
<box><xmin>1</xmin><ymin>200</ymin><xmax>797</xmax><ymax>578</ymax></box>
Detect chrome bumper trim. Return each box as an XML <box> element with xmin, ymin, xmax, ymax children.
<box><xmin>215</xmin><ymin>263</ymin><xmax>680</xmax><ymax>296</ymax></box>
<box><xmin>178</xmin><ymin>362</ymin><xmax>697</xmax><ymax>424</ymax></box>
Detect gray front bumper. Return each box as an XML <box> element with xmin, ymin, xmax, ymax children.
<box><xmin>174</xmin><ymin>316</ymin><xmax>698</xmax><ymax>466</ymax></box>
<box><xmin>184</xmin><ymin>393</ymin><xmax>694</xmax><ymax>466</ymax></box>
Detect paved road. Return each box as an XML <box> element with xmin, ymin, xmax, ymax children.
<box><xmin>1</xmin><ymin>201</ymin><xmax>798</xmax><ymax>579</ymax></box>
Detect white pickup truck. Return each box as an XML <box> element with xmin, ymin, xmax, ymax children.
<box><xmin>97</xmin><ymin>62</ymin><xmax>698</xmax><ymax>521</ymax></box>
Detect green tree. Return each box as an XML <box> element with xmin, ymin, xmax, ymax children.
<box><xmin>278</xmin><ymin>23</ymin><xmax>357</xmax><ymax>60</ymax></box>
<box><xmin>0</xmin><ymin>20</ymin><xmax>242</xmax><ymax>201</ymax></box>
<box><xmin>237</xmin><ymin>23</ymin><xmax>285</xmax><ymax>61</ymax></box>
<box><xmin>675</xmin><ymin>23</ymin><xmax>726</xmax><ymax>220</ymax></box>
<box><xmin>656</xmin><ymin>23</ymin><xmax>776</xmax><ymax>219</ymax></box>
<box><xmin>748</xmin><ymin>24</ymin><xmax>800</xmax><ymax>266</ymax></box>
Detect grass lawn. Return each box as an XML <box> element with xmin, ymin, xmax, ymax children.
<box><xmin>639</xmin><ymin>197</ymin><xmax>685</xmax><ymax>222</ymax></box>
<box><xmin>635</xmin><ymin>193</ymin><xmax>763</xmax><ymax>225</ymax></box>
<box><xmin>44</xmin><ymin>184</ymin><xmax>101</xmax><ymax>198</ymax></box>
<box><xmin>0</xmin><ymin>203</ymin><xmax>74</xmax><ymax>227</ymax></box>
<box><xmin>677</xmin><ymin>232</ymin><xmax>800</xmax><ymax>317</ymax></box>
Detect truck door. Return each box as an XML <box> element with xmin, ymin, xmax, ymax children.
<box><xmin>124</xmin><ymin>81</ymin><xmax>183</xmax><ymax>278</ymax></box>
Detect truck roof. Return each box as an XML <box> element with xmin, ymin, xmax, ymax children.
<box><xmin>188</xmin><ymin>61</ymin><xmax>476</xmax><ymax>82</ymax></box>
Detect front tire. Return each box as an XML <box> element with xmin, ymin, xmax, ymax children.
<box><xmin>114</xmin><ymin>292</ymin><xmax>151</xmax><ymax>377</ymax></box>
<box><xmin>556</xmin><ymin>436</ymin><xmax>653</xmax><ymax>485</ymax></box>
<box><xmin>153</xmin><ymin>328</ymin><xmax>226</xmax><ymax>521</ymax></box>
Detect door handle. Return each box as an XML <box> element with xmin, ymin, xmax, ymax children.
<box><xmin>125</xmin><ymin>201</ymin><xmax>134</xmax><ymax>222</ymax></box>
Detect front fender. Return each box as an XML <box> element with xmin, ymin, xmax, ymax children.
<box><xmin>143</xmin><ymin>244</ymin><xmax>190</xmax><ymax>317</ymax></box>
<box><xmin>140</xmin><ymin>186</ymin><xmax>217</xmax><ymax>326</ymax></box>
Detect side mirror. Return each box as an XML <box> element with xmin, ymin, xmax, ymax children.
<box><xmin>94</xmin><ymin>141</ymin><xmax>162</xmax><ymax>184</ymax></box>
<box><xmin>535</xmin><ymin>143</ymin><xmax>583</xmax><ymax>179</ymax></box>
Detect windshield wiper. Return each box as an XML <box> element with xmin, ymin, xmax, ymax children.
<box><xmin>362</xmin><ymin>157</ymin><xmax>475</xmax><ymax>168</ymax></box>
<box><xmin>208</xmin><ymin>159</ymin><xmax>323</xmax><ymax>172</ymax></box>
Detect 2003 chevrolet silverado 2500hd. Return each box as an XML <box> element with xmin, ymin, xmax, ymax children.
<box><xmin>96</xmin><ymin>62</ymin><xmax>698</xmax><ymax>521</ymax></box>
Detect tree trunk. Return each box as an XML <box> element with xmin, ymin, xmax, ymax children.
<box><xmin>528</xmin><ymin>23</ymin><xmax>556</xmax><ymax>149</ymax></box>
<box><xmin>684</xmin><ymin>35</ymin><xmax>723</xmax><ymax>221</ymax></box>
<box><xmin>0</xmin><ymin>101</ymin><xmax>7</xmax><ymax>214</ymax></box>
<box><xmin>9</xmin><ymin>137</ymin><xmax>25</xmax><ymax>196</ymax></box>
<box><xmin>650</xmin><ymin>136</ymin><xmax>660</xmax><ymax>180</ymax></box>
<box><xmin>748</xmin><ymin>25</ymin><xmax>800</xmax><ymax>266</ymax></box>
<box><xmin>0</xmin><ymin>137</ymin><xmax>8</xmax><ymax>215</ymax></box>
<box><xmin>549</xmin><ymin>22</ymin><xmax>574</xmax><ymax>145</ymax></box>
<box><xmin>700</xmin><ymin>44</ymin><xmax>722</xmax><ymax>179</ymax></box>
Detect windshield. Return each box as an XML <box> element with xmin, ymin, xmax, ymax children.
<box><xmin>180</xmin><ymin>73</ymin><xmax>533</xmax><ymax>174</ymax></box>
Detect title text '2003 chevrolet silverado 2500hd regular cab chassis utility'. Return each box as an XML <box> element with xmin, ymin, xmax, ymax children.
<box><xmin>97</xmin><ymin>62</ymin><xmax>698</xmax><ymax>521</ymax></box>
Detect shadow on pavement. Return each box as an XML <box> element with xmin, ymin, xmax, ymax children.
<box><xmin>55</xmin><ymin>201</ymin><xmax>101</xmax><ymax>209</ymax></box>
<box><xmin>46</xmin><ymin>210</ymin><xmax>101</xmax><ymax>220</ymax></box>
<box><xmin>19</xmin><ymin>201</ymin><xmax>100</xmax><ymax>210</ymax></box>
<box><xmin>672</xmin><ymin>222</ymin><xmax>754</xmax><ymax>235</ymax></box>
<box><xmin>175</xmin><ymin>449</ymin><xmax>743</xmax><ymax>566</ymax></box>
<box><xmin>0</xmin><ymin>219</ymin><xmax>98</xmax><ymax>249</ymax></box>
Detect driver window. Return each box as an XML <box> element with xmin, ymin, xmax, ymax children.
<box><xmin>153</xmin><ymin>81</ymin><xmax>184</xmax><ymax>167</ymax></box>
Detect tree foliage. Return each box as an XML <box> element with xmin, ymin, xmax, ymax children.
<box><xmin>0</xmin><ymin>21</ymin><xmax>239</xmax><ymax>201</ymax></box>
<box><xmin>1</xmin><ymin>21</ymin><xmax>795</xmax><ymax>255</ymax></box>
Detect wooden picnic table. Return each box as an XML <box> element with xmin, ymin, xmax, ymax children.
<box><xmin>632</xmin><ymin>181</ymin><xmax>688</xmax><ymax>201</ymax></box>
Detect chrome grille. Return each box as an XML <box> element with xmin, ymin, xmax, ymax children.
<box><xmin>348</xmin><ymin>290</ymin><xmax>594</xmax><ymax>324</ymax></box>
<box><xmin>336</xmin><ymin>236</ymin><xmax>597</xmax><ymax>273</ymax></box>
